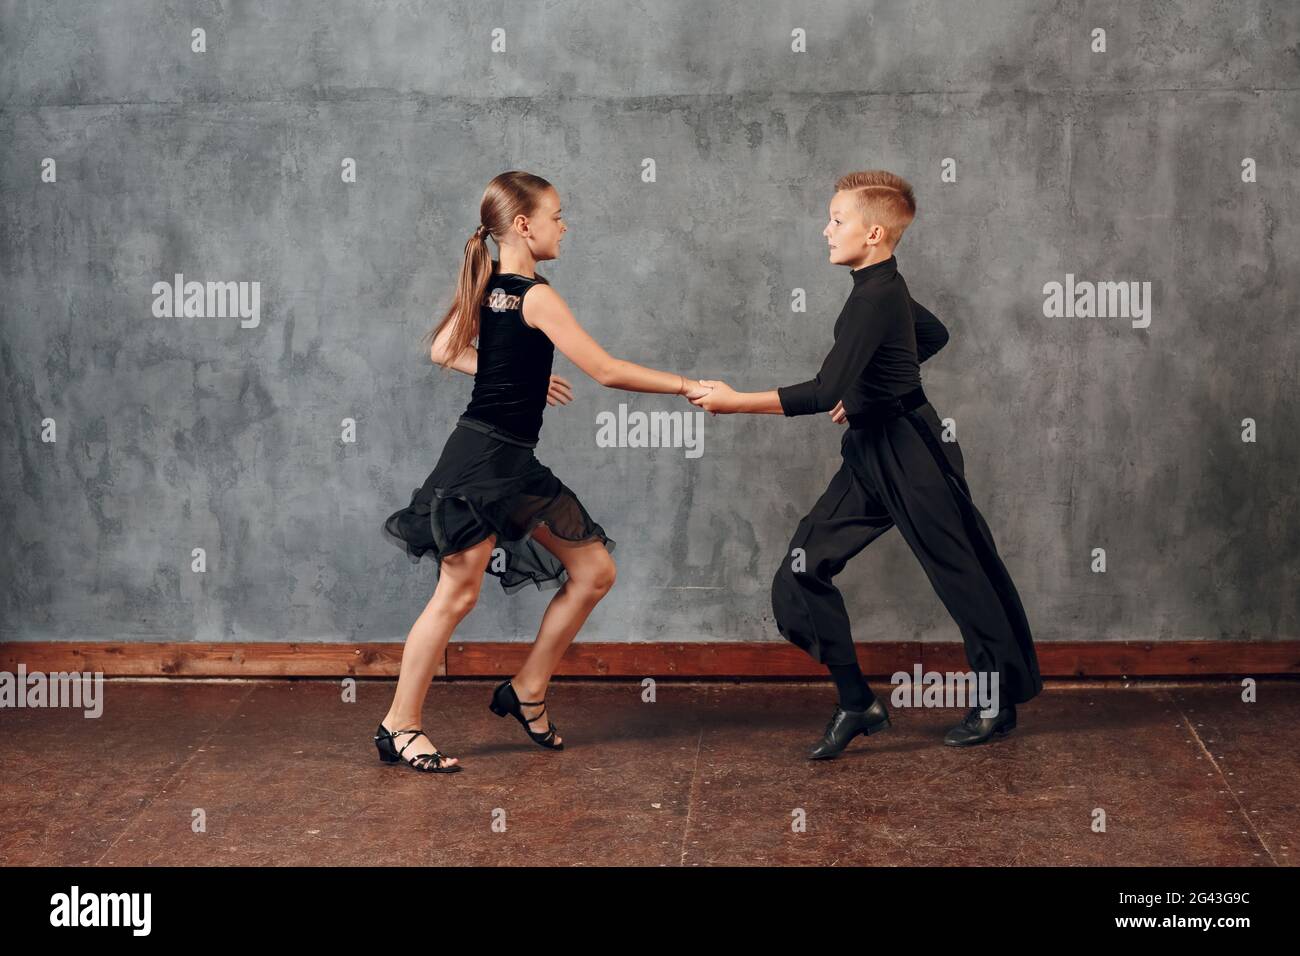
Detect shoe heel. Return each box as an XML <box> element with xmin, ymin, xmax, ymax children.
<box><xmin>868</xmin><ymin>718</ymin><xmax>891</xmax><ymax>735</ymax></box>
<box><xmin>488</xmin><ymin>679</ymin><xmax>508</xmax><ymax>718</ymax></box>
<box><xmin>375</xmin><ymin>723</ymin><xmax>402</xmax><ymax>763</ymax></box>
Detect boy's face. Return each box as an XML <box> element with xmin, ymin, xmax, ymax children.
<box><xmin>824</xmin><ymin>190</ymin><xmax>887</xmax><ymax>267</ymax></box>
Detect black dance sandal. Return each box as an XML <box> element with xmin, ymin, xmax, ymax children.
<box><xmin>489</xmin><ymin>679</ymin><xmax>564</xmax><ymax>750</ymax></box>
<box><xmin>373</xmin><ymin>722</ymin><xmax>462</xmax><ymax>773</ymax></box>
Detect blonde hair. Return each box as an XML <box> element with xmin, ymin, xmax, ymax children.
<box><xmin>422</xmin><ymin>170</ymin><xmax>555</xmax><ymax>365</ymax></box>
<box><xmin>835</xmin><ymin>170</ymin><xmax>916</xmax><ymax>250</ymax></box>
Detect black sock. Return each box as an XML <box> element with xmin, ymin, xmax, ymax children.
<box><xmin>827</xmin><ymin>660</ymin><xmax>876</xmax><ymax>711</ymax></box>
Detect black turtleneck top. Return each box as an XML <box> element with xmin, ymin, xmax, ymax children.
<box><xmin>777</xmin><ymin>256</ymin><xmax>949</xmax><ymax>416</ymax></box>
<box><xmin>460</xmin><ymin>265</ymin><xmax>554</xmax><ymax>445</ymax></box>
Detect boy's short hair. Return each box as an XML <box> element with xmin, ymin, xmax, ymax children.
<box><xmin>835</xmin><ymin>170</ymin><xmax>916</xmax><ymax>250</ymax></box>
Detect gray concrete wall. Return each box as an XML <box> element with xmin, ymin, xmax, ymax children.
<box><xmin>2</xmin><ymin>2</ymin><xmax>1297</xmax><ymax>646</ymax></box>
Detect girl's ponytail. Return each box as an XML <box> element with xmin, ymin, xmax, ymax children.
<box><xmin>423</xmin><ymin>224</ymin><xmax>494</xmax><ymax>366</ymax></box>
<box><xmin>423</xmin><ymin>171</ymin><xmax>554</xmax><ymax>368</ymax></box>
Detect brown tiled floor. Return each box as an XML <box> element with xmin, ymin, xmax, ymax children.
<box><xmin>0</xmin><ymin>680</ymin><xmax>1295</xmax><ymax>866</ymax></box>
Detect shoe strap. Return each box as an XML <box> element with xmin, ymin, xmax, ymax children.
<box><xmin>376</xmin><ymin>726</ymin><xmax>422</xmax><ymax>741</ymax></box>
<box><xmin>378</xmin><ymin>725</ymin><xmax>452</xmax><ymax>766</ymax></box>
<box><xmin>508</xmin><ymin>685</ymin><xmax>554</xmax><ymax>735</ymax></box>
<box><xmin>520</xmin><ymin>702</ymin><xmax>554</xmax><ymax>739</ymax></box>
<box><xmin>384</xmin><ymin>727</ymin><xmax>428</xmax><ymax>758</ymax></box>
<box><xmin>522</xmin><ymin>704</ymin><xmax>550</xmax><ymax>733</ymax></box>
<box><xmin>412</xmin><ymin>750</ymin><xmax>445</xmax><ymax>768</ymax></box>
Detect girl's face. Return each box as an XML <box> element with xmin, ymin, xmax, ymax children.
<box><xmin>518</xmin><ymin>188</ymin><xmax>567</xmax><ymax>261</ymax></box>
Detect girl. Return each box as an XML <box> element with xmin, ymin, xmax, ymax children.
<box><xmin>375</xmin><ymin>170</ymin><xmax>710</xmax><ymax>772</ymax></box>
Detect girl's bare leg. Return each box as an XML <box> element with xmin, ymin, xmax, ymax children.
<box><xmin>381</xmin><ymin>535</ymin><xmax>495</xmax><ymax>767</ymax></box>
<box><xmin>510</xmin><ymin>525</ymin><xmax>617</xmax><ymax>745</ymax></box>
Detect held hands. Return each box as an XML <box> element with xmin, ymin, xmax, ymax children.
<box><xmin>680</xmin><ymin>382</ymin><xmax>847</xmax><ymax>419</ymax></box>
<box><xmin>546</xmin><ymin>373</ymin><xmax>574</xmax><ymax>406</ymax></box>
<box><xmin>675</xmin><ymin>375</ymin><xmax>724</xmax><ymax>411</ymax></box>
<box><xmin>690</xmin><ymin>379</ymin><xmax>740</xmax><ymax>414</ymax></box>
<box><xmin>679</xmin><ymin>377</ymin><xmax>713</xmax><ymax>401</ymax></box>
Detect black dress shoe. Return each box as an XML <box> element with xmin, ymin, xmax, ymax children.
<box><xmin>808</xmin><ymin>697</ymin><xmax>891</xmax><ymax>760</ymax></box>
<box><xmin>943</xmin><ymin>704</ymin><xmax>1016</xmax><ymax>746</ymax></box>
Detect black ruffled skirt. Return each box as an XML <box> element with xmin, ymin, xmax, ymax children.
<box><xmin>383</xmin><ymin>416</ymin><xmax>616</xmax><ymax>593</ymax></box>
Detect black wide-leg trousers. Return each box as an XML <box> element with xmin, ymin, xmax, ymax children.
<box><xmin>770</xmin><ymin>400</ymin><xmax>1044</xmax><ymax>705</ymax></box>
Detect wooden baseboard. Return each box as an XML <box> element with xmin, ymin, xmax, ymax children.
<box><xmin>1</xmin><ymin>641</ymin><xmax>1297</xmax><ymax>678</ymax></box>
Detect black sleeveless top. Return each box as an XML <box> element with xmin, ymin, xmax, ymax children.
<box><xmin>459</xmin><ymin>266</ymin><xmax>555</xmax><ymax>446</ymax></box>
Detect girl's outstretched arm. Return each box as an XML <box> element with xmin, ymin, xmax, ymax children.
<box><xmin>522</xmin><ymin>284</ymin><xmax>709</xmax><ymax>399</ymax></box>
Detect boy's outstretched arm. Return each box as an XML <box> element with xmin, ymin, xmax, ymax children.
<box><xmin>692</xmin><ymin>295</ymin><xmax>888</xmax><ymax>415</ymax></box>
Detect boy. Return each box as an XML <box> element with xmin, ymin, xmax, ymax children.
<box><xmin>693</xmin><ymin>170</ymin><xmax>1043</xmax><ymax>758</ymax></box>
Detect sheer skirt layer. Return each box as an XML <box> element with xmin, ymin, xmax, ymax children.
<box><xmin>383</xmin><ymin>422</ymin><xmax>616</xmax><ymax>594</ymax></box>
